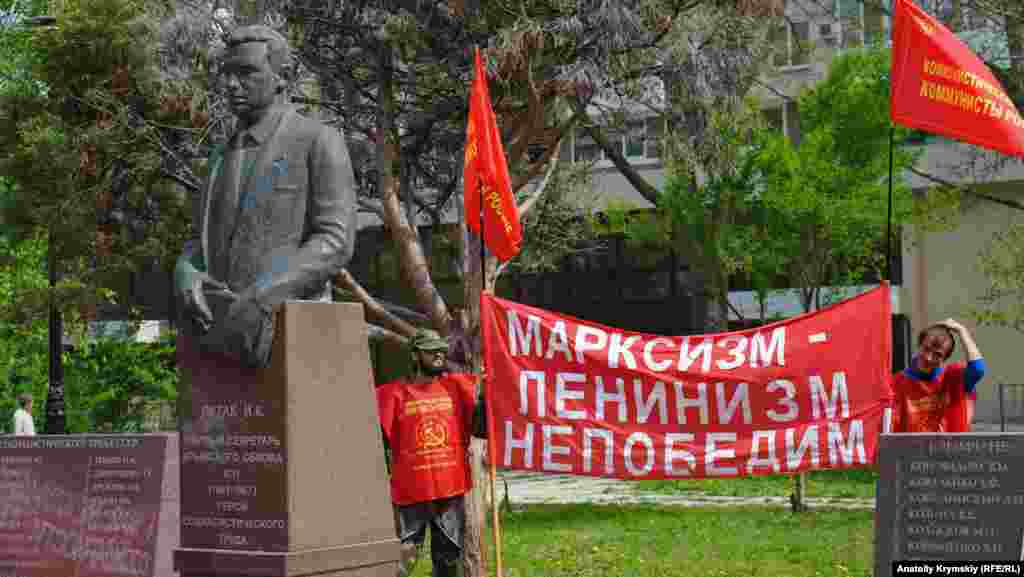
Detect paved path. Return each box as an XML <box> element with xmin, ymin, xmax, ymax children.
<box><xmin>495</xmin><ymin>422</ymin><xmax>1017</xmax><ymax>510</ymax></box>
<box><xmin>495</xmin><ymin>470</ymin><xmax>876</xmax><ymax>509</ymax></box>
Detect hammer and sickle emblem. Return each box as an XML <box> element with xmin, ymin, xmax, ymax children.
<box><xmin>912</xmin><ymin>14</ymin><xmax>934</xmax><ymax>35</ymax></box>
<box><xmin>417</xmin><ymin>416</ymin><xmax>449</xmax><ymax>450</ymax></box>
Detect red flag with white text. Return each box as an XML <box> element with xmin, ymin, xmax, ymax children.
<box><xmin>463</xmin><ymin>47</ymin><xmax>522</xmax><ymax>261</ymax></box>
<box><xmin>481</xmin><ymin>286</ymin><xmax>894</xmax><ymax>479</ymax></box>
<box><xmin>891</xmin><ymin>0</ymin><xmax>1024</xmax><ymax>157</ymax></box>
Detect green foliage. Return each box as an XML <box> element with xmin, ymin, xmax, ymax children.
<box><xmin>656</xmin><ymin>46</ymin><xmax>930</xmax><ymax>319</ymax></box>
<box><xmin>0</xmin><ymin>227</ymin><xmax>50</xmax><ymax>432</ymax></box>
<box><xmin>595</xmin><ymin>199</ymin><xmax>639</xmax><ymax>236</ymax></box>
<box><xmin>0</xmin><ymin>323</ymin><xmax>49</xmax><ymax>435</ymax></box>
<box><xmin>0</xmin><ymin>0</ymin><xmax>196</xmax><ymax>326</ymax></box>
<box><xmin>0</xmin><ymin>334</ymin><xmax>178</xmax><ymax>434</ymax></box>
<box><xmin>970</xmin><ymin>223</ymin><xmax>1024</xmax><ymax>334</ymax></box>
<box><xmin>0</xmin><ymin>227</ymin><xmax>48</xmax><ymax>321</ymax></box>
<box><xmin>0</xmin><ymin>0</ymin><xmax>50</xmax><ymax>95</ymax></box>
<box><xmin>511</xmin><ymin>162</ymin><xmax>603</xmax><ymax>274</ymax></box>
<box><xmin>912</xmin><ymin>184</ymin><xmax>964</xmax><ymax>233</ymax></box>
<box><xmin>412</xmin><ymin>504</ymin><xmax>875</xmax><ymax>577</ymax></box>
<box><xmin>1</xmin><ymin>228</ymin><xmax>176</xmax><ymax>433</ymax></box>
<box><xmin>660</xmin><ymin>100</ymin><xmax>783</xmax><ymax>323</ymax></box>
<box><xmin>747</xmin><ymin>46</ymin><xmax>920</xmax><ymax>310</ymax></box>
<box><xmin>64</xmin><ymin>335</ymin><xmax>177</xmax><ymax>432</ymax></box>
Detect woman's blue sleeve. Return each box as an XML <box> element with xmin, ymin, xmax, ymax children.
<box><xmin>964</xmin><ymin>359</ymin><xmax>985</xmax><ymax>394</ymax></box>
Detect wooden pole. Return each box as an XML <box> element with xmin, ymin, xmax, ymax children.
<box><xmin>489</xmin><ymin>447</ymin><xmax>503</xmax><ymax>576</ymax></box>
<box><xmin>480</xmin><ymin>294</ymin><xmax>503</xmax><ymax>577</ymax></box>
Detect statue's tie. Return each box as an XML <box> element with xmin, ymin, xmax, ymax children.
<box><xmin>213</xmin><ymin>130</ymin><xmax>245</xmax><ymax>279</ymax></box>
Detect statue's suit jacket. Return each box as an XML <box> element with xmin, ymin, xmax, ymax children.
<box><xmin>181</xmin><ymin>104</ymin><xmax>356</xmax><ymax>365</ymax></box>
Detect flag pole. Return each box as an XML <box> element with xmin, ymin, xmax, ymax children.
<box><xmin>886</xmin><ymin>126</ymin><xmax>894</xmax><ymax>282</ymax></box>
<box><xmin>482</xmin><ymin>174</ymin><xmax>505</xmax><ymax>577</ymax></box>
<box><xmin>475</xmin><ymin>47</ymin><xmax>504</xmax><ymax>577</ymax></box>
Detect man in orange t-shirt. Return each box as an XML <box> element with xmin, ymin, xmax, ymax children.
<box><xmin>376</xmin><ymin>329</ymin><xmax>481</xmax><ymax>577</ymax></box>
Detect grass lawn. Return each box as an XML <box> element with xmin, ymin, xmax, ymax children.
<box><xmin>410</xmin><ymin>505</ymin><xmax>874</xmax><ymax>577</ymax></box>
<box><xmin>634</xmin><ymin>467</ymin><xmax>878</xmax><ymax>499</ymax></box>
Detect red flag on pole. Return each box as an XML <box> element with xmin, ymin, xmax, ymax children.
<box><xmin>891</xmin><ymin>0</ymin><xmax>1024</xmax><ymax>157</ymax></box>
<box><xmin>464</xmin><ymin>47</ymin><xmax>522</xmax><ymax>262</ymax></box>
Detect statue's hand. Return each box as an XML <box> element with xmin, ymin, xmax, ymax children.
<box><xmin>223</xmin><ymin>289</ymin><xmax>273</xmax><ymax>367</ymax></box>
<box><xmin>186</xmin><ymin>271</ymin><xmax>231</xmax><ymax>333</ymax></box>
<box><xmin>224</xmin><ymin>290</ymin><xmax>268</xmax><ymax>330</ymax></box>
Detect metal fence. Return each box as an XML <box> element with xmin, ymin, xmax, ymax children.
<box><xmin>999</xmin><ymin>384</ymin><xmax>1024</xmax><ymax>432</ymax></box>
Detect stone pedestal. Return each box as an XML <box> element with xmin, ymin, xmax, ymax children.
<box><xmin>174</xmin><ymin>302</ymin><xmax>399</xmax><ymax>577</ymax></box>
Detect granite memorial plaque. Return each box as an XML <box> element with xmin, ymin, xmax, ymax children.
<box><xmin>0</xmin><ymin>433</ymin><xmax>179</xmax><ymax>577</ymax></box>
<box><xmin>175</xmin><ymin>301</ymin><xmax>400</xmax><ymax>577</ymax></box>
<box><xmin>875</xmin><ymin>433</ymin><xmax>1024</xmax><ymax>576</ymax></box>
<box><xmin>177</xmin><ymin>337</ymin><xmax>288</xmax><ymax>552</ymax></box>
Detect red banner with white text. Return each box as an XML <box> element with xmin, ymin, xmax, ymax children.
<box><xmin>481</xmin><ymin>285</ymin><xmax>894</xmax><ymax>480</ymax></box>
<box><xmin>891</xmin><ymin>0</ymin><xmax>1024</xmax><ymax>157</ymax></box>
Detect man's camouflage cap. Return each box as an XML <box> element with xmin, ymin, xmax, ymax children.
<box><xmin>409</xmin><ymin>328</ymin><xmax>448</xmax><ymax>351</ymax></box>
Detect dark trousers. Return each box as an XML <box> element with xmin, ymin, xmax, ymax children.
<box><xmin>395</xmin><ymin>496</ymin><xmax>464</xmax><ymax>577</ymax></box>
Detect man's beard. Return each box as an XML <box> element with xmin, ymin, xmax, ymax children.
<box><xmin>418</xmin><ymin>359</ymin><xmax>447</xmax><ymax>376</ymax></box>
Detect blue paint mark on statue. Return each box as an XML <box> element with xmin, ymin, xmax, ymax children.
<box><xmin>238</xmin><ymin>160</ymin><xmax>288</xmax><ymax>211</ymax></box>
<box><xmin>253</xmin><ymin>252</ymin><xmax>293</xmax><ymax>292</ymax></box>
<box><xmin>272</xmin><ymin>158</ymin><xmax>288</xmax><ymax>177</ymax></box>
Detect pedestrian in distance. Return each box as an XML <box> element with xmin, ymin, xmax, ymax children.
<box><xmin>13</xmin><ymin>392</ymin><xmax>35</xmax><ymax>436</ymax></box>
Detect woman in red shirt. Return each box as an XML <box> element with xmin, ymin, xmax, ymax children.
<box><xmin>891</xmin><ymin>319</ymin><xmax>985</xmax><ymax>433</ymax></box>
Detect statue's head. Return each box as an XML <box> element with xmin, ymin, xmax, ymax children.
<box><xmin>221</xmin><ymin>25</ymin><xmax>293</xmax><ymax>122</ymax></box>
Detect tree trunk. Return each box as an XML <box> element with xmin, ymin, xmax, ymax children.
<box><xmin>374</xmin><ymin>41</ymin><xmax>482</xmax><ymax>575</ymax></box>
<box><xmin>459</xmin><ymin>211</ymin><xmax>489</xmax><ymax>577</ymax></box>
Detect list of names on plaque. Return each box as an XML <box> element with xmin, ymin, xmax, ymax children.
<box><xmin>878</xmin><ymin>434</ymin><xmax>1024</xmax><ymax>567</ymax></box>
<box><xmin>0</xmin><ymin>436</ymin><xmax>167</xmax><ymax>577</ymax></box>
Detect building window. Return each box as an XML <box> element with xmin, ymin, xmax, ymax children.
<box><xmin>573</xmin><ymin>127</ymin><xmax>601</xmax><ymax>162</ymax></box>
<box><xmin>783</xmin><ymin>101</ymin><xmax>801</xmax><ymax>144</ymax></box>
<box><xmin>559</xmin><ymin>133</ymin><xmax>572</xmax><ymax>162</ymax></box>
<box><xmin>819</xmin><ymin>23</ymin><xmax>838</xmax><ymax>48</ymax></box>
<box><xmin>645</xmin><ymin>117</ymin><xmax>663</xmax><ymax>158</ymax></box>
<box><xmin>838</xmin><ymin>0</ymin><xmax>863</xmax><ymax>49</ymax></box>
<box><xmin>763</xmin><ymin>107</ymin><xmax>784</xmax><ymax>133</ymax></box>
<box><xmin>922</xmin><ymin>0</ymin><xmax>955</xmax><ymax>23</ymax></box>
<box><xmin>919</xmin><ymin>0</ymin><xmax>976</xmax><ymax>30</ymax></box>
<box><xmin>772</xmin><ymin>20</ymin><xmax>810</xmax><ymax>67</ymax></box>
<box><xmin>957</xmin><ymin>0</ymin><xmax>976</xmax><ymax>31</ymax></box>
<box><xmin>568</xmin><ymin>118</ymin><xmax>665</xmax><ymax>163</ymax></box>
<box><xmin>608</xmin><ymin>126</ymin><xmax>625</xmax><ymax>159</ymax></box>
<box><xmin>864</xmin><ymin>0</ymin><xmax>887</xmax><ymax>45</ymax></box>
<box><xmin>835</xmin><ymin>0</ymin><xmax>891</xmax><ymax>48</ymax></box>
<box><xmin>625</xmin><ymin>120</ymin><xmax>645</xmax><ymax>157</ymax></box>
<box><xmin>763</xmin><ymin>103</ymin><xmax>800</xmax><ymax>142</ymax></box>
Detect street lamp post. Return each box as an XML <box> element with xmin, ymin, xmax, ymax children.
<box><xmin>17</xmin><ymin>11</ymin><xmax>65</xmax><ymax>434</ymax></box>
<box><xmin>45</xmin><ymin>231</ymin><xmax>66</xmax><ymax>434</ymax></box>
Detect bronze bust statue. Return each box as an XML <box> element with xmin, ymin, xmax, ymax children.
<box><xmin>174</xmin><ymin>25</ymin><xmax>356</xmax><ymax>367</ymax></box>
